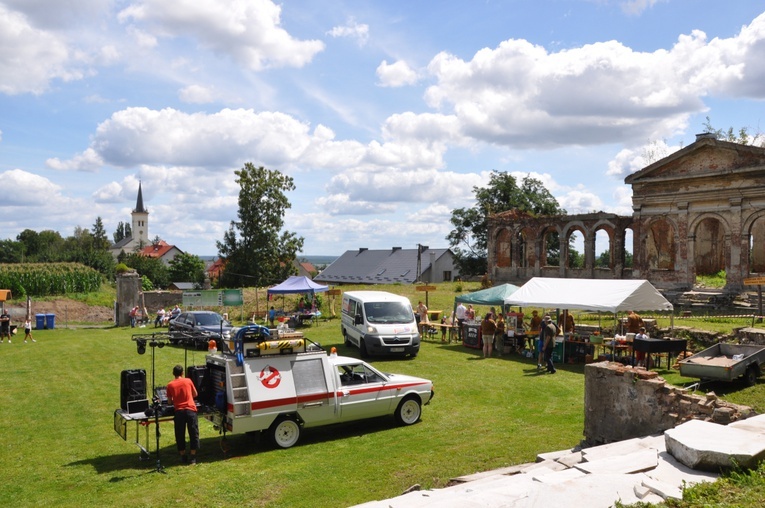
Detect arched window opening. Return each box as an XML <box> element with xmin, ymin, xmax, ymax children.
<box><xmin>749</xmin><ymin>216</ymin><xmax>765</xmax><ymax>273</ymax></box>
<box><xmin>567</xmin><ymin>229</ymin><xmax>584</xmax><ymax>269</ymax></box>
<box><xmin>594</xmin><ymin>228</ymin><xmax>613</xmax><ymax>269</ymax></box>
<box><xmin>647</xmin><ymin>219</ymin><xmax>676</xmax><ymax>270</ymax></box>
<box><xmin>694</xmin><ymin>217</ymin><xmax>725</xmax><ymax>275</ymax></box>
<box><xmin>496</xmin><ymin>229</ymin><xmax>511</xmax><ymax>268</ymax></box>
<box><xmin>543</xmin><ymin>229</ymin><xmax>560</xmax><ymax>267</ymax></box>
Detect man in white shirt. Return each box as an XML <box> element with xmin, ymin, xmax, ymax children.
<box><xmin>455</xmin><ymin>302</ymin><xmax>467</xmax><ymax>341</ymax></box>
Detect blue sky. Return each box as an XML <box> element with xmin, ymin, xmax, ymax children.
<box><xmin>1</xmin><ymin>0</ymin><xmax>764</xmax><ymax>257</ymax></box>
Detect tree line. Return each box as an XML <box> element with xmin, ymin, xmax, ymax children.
<box><xmin>0</xmin><ymin>218</ymin><xmax>207</xmax><ymax>291</ymax></box>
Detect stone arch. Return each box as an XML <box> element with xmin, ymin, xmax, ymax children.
<box><xmin>495</xmin><ymin>228</ymin><xmax>512</xmax><ymax>268</ymax></box>
<box><xmin>594</xmin><ymin>224</ymin><xmax>615</xmax><ymax>269</ymax></box>
<box><xmin>645</xmin><ymin>217</ymin><xmax>677</xmax><ymax>271</ymax></box>
<box><xmin>541</xmin><ymin>225</ymin><xmax>561</xmax><ymax>267</ymax></box>
<box><xmin>744</xmin><ymin>211</ymin><xmax>765</xmax><ymax>274</ymax></box>
<box><xmin>518</xmin><ymin>228</ymin><xmax>532</xmax><ymax>268</ymax></box>
<box><xmin>690</xmin><ymin>213</ymin><xmax>729</xmax><ymax>276</ymax></box>
<box><xmin>562</xmin><ymin>224</ymin><xmax>586</xmax><ymax>269</ymax></box>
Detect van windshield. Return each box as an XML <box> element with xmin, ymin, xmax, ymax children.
<box><xmin>363</xmin><ymin>302</ymin><xmax>413</xmax><ymax>324</ymax></box>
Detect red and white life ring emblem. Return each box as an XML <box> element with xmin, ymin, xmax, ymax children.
<box><xmin>259</xmin><ymin>366</ymin><xmax>281</xmax><ymax>389</ymax></box>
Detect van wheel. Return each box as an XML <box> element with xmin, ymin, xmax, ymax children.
<box><xmin>342</xmin><ymin>327</ymin><xmax>351</xmax><ymax>346</ymax></box>
<box><xmin>395</xmin><ymin>396</ymin><xmax>421</xmax><ymax>425</ymax></box>
<box><xmin>359</xmin><ymin>339</ymin><xmax>369</xmax><ymax>358</ymax></box>
<box><xmin>745</xmin><ymin>366</ymin><xmax>759</xmax><ymax>387</ymax></box>
<box><xmin>270</xmin><ymin>416</ymin><xmax>300</xmax><ymax>448</ymax></box>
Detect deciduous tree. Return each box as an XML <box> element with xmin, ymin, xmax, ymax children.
<box><xmin>447</xmin><ymin>172</ymin><xmax>564</xmax><ymax>275</ymax></box>
<box><xmin>168</xmin><ymin>252</ymin><xmax>206</xmax><ymax>287</ymax></box>
<box><xmin>217</xmin><ymin>163</ymin><xmax>304</xmax><ymax>288</ymax></box>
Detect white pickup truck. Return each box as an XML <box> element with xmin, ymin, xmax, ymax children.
<box><xmin>204</xmin><ymin>326</ymin><xmax>434</xmax><ymax>448</ymax></box>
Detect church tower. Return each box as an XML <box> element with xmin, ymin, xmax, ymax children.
<box><xmin>131</xmin><ymin>181</ymin><xmax>149</xmax><ymax>248</ymax></box>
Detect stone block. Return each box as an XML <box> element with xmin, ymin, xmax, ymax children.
<box><xmin>576</xmin><ymin>448</ymin><xmax>658</xmax><ymax>475</ymax></box>
<box><xmin>642</xmin><ymin>477</ymin><xmax>683</xmax><ymax>500</ymax></box>
<box><xmin>665</xmin><ymin>419</ymin><xmax>765</xmax><ymax>471</ymax></box>
<box><xmin>711</xmin><ymin>406</ymin><xmax>734</xmax><ymax>424</ymax></box>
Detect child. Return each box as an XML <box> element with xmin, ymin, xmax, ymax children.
<box><xmin>24</xmin><ymin>318</ymin><xmax>36</xmax><ymax>343</ymax></box>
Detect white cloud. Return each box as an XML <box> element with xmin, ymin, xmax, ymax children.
<box><xmin>319</xmin><ymin>167</ymin><xmax>477</xmax><ymax>217</ymax></box>
<box><xmin>557</xmin><ymin>187</ymin><xmax>606</xmax><ymax>214</ymax></box>
<box><xmin>0</xmin><ymin>4</ymin><xmax>84</xmax><ymax>94</ymax></box>
<box><xmin>118</xmin><ymin>0</ymin><xmax>325</xmax><ymax>70</ymax></box>
<box><xmin>418</xmin><ymin>13</ymin><xmax>765</xmax><ymax>149</ymax></box>
<box><xmin>92</xmin><ymin>181</ymin><xmax>124</xmax><ymax>203</ymax></box>
<box><xmin>179</xmin><ymin>84</ymin><xmax>216</xmax><ymax>104</ymax></box>
<box><xmin>46</xmin><ymin>148</ymin><xmax>104</xmax><ymax>172</ymax></box>
<box><xmin>376</xmin><ymin>60</ymin><xmax>419</xmax><ymax>87</ymax></box>
<box><xmin>612</xmin><ymin>185</ymin><xmax>635</xmax><ymax>215</ymax></box>
<box><xmin>54</xmin><ymin>106</ymin><xmax>453</xmax><ymax>176</ymax></box>
<box><xmin>3</xmin><ymin>0</ymin><xmax>109</xmax><ymax>29</ymax></box>
<box><xmin>620</xmin><ymin>0</ymin><xmax>666</xmax><ymax>16</ymax></box>
<box><xmin>327</xmin><ymin>18</ymin><xmax>369</xmax><ymax>46</ymax></box>
<box><xmin>0</xmin><ymin>169</ymin><xmax>63</xmax><ymax>206</ymax></box>
<box><xmin>606</xmin><ymin>140</ymin><xmax>680</xmax><ymax>177</ymax></box>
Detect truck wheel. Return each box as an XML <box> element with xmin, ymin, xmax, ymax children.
<box><xmin>270</xmin><ymin>416</ymin><xmax>300</xmax><ymax>448</ymax></box>
<box><xmin>745</xmin><ymin>366</ymin><xmax>759</xmax><ymax>387</ymax></box>
<box><xmin>395</xmin><ymin>396</ymin><xmax>421</xmax><ymax>426</ymax></box>
<box><xmin>359</xmin><ymin>339</ymin><xmax>369</xmax><ymax>358</ymax></box>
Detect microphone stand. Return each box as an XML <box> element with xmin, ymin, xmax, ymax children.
<box><xmin>149</xmin><ymin>340</ymin><xmax>166</xmax><ymax>474</ymax></box>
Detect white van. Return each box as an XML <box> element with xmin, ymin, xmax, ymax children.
<box><xmin>341</xmin><ymin>291</ymin><xmax>420</xmax><ymax>358</ymax></box>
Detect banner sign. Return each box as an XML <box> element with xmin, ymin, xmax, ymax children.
<box><xmin>183</xmin><ymin>289</ymin><xmax>244</xmax><ymax>307</ymax></box>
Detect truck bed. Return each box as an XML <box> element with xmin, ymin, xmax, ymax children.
<box><xmin>679</xmin><ymin>343</ymin><xmax>765</xmax><ymax>383</ymax></box>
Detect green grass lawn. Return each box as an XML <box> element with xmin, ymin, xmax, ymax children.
<box><xmin>0</xmin><ymin>319</ymin><xmax>587</xmax><ymax>508</ymax></box>
<box><xmin>2</xmin><ymin>283</ymin><xmax>764</xmax><ymax>507</ymax></box>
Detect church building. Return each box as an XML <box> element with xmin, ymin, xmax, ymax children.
<box><xmin>109</xmin><ymin>181</ymin><xmax>183</xmax><ymax>265</ymax></box>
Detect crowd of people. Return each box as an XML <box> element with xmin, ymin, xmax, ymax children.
<box><xmin>443</xmin><ymin>303</ymin><xmax>652</xmax><ymax>374</ymax></box>
<box><xmin>153</xmin><ymin>305</ymin><xmax>181</xmax><ymax>327</ymax></box>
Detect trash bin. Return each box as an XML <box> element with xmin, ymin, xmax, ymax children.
<box><xmin>552</xmin><ymin>338</ymin><xmax>564</xmax><ymax>363</ymax></box>
<box><xmin>46</xmin><ymin>313</ymin><xmax>55</xmax><ymax>330</ymax></box>
<box><xmin>36</xmin><ymin>314</ymin><xmax>45</xmax><ymax>330</ymax></box>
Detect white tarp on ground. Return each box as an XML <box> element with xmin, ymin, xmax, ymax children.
<box><xmin>504</xmin><ymin>278</ymin><xmax>673</xmax><ymax>313</ymax></box>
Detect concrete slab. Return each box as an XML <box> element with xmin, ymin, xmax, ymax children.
<box><xmin>642</xmin><ymin>493</ymin><xmax>666</xmax><ymax>504</ymax></box>
<box><xmin>536</xmin><ymin>447</ymin><xmax>577</xmax><ymax>462</ymax></box>
<box><xmin>531</xmin><ymin>467</ymin><xmax>587</xmax><ymax>484</ymax></box>
<box><xmin>575</xmin><ymin>448</ymin><xmax>658</xmax><ymax>475</ymax></box>
<box><xmin>554</xmin><ymin>450</ymin><xmax>583</xmax><ymax>468</ymax></box>
<box><xmin>729</xmin><ymin>413</ymin><xmax>765</xmax><ymax>435</ymax></box>
<box><xmin>642</xmin><ymin>477</ymin><xmax>683</xmax><ymax>500</ymax></box>
<box><xmin>665</xmin><ymin>419</ymin><xmax>765</xmax><ymax>470</ymax></box>
<box><xmin>450</xmin><ymin>464</ymin><xmax>526</xmax><ymax>483</ymax></box>
<box><xmin>581</xmin><ymin>434</ymin><xmax>663</xmax><ymax>462</ymax></box>
<box><xmin>526</xmin><ymin>473</ymin><xmax>645</xmax><ymax>508</ymax></box>
<box><xmin>644</xmin><ymin>451</ymin><xmax>718</xmax><ymax>487</ymax></box>
<box><xmin>519</xmin><ymin>459</ymin><xmax>568</xmax><ymax>474</ymax></box>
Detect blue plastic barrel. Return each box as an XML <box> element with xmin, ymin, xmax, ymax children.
<box><xmin>45</xmin><ymin>313</ymin><xmax>55</xmax><ymax>330</ymax></box>
<box><xmin>36</xmin><ymin>314</ymin><xmax>45</xmax><ymax>330</ymax></box>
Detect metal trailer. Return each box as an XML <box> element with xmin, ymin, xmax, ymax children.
<box><xmin>678</xmin><ymin>343</ymin><xmax>765</xmax><ymax>386</ymax></box>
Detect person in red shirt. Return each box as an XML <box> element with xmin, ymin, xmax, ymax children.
<box><xmin>166</xmin><ymin>365</ymin><xmax>199</xmax><ymax>464</ymax></box>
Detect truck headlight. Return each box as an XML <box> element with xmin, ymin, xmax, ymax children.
<box><xmin>366</xmin><ymin>325</ymin><xmax>377</xmax><ymax>333</ymax></box>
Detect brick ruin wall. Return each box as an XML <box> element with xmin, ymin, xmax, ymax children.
<box><xmin>583</xmin><ymin>361</ymin><xmax>757</xmax><ymax>446</ymax></box>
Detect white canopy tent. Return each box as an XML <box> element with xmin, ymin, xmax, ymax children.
<box><xmin>504</xmin><ymin>278</ymin><xmax>674</xmax><ymax>362</ymax></box>
<box><xmin>504</xmin><ymin>277</ymin><xmax>674</xmax><ymax>314</ymax></box>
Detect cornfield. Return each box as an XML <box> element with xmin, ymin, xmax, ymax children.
<box><xmin>0</xmin><ymin>262</ymin><xmax>103</xmax><ymax>297</ymax></box>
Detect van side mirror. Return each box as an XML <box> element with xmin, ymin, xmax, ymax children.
<box><xmin>355</xmin><ymin>315</ymin><xmax>363</xmax><ymax>325</ymax></box>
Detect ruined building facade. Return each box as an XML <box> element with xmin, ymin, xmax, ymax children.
<box><xmin>487</xmin><ymin>134</ymin><xmax>765</xmax><ymax>292</ymax></box>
